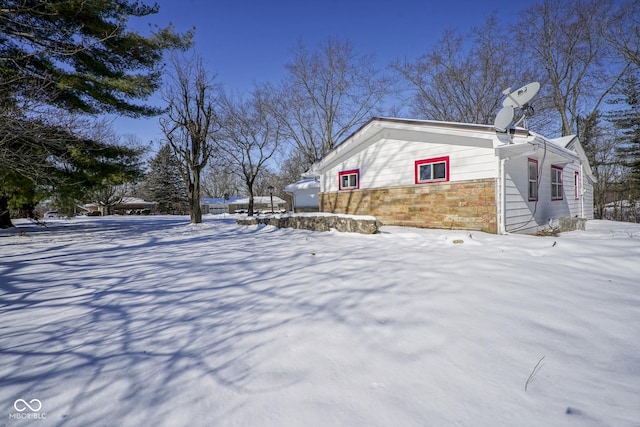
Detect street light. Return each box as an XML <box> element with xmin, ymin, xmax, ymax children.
<box><xmin>267</xmin><ymin>185</ymin><xmax>275</xmax><ymax>214</ymax></box>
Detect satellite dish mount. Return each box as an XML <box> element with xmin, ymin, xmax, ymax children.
<box><xmin>494</xmin><ymin>82</ymin><xmax>540</xmax><ymax>133</ymax></box>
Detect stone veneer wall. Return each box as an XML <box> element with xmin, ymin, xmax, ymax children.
<box><xmin>293</xmin><ymin>206</ymin><xmax>320</xmax><ymax>213</ymax></box>
<box><xmin>320</xmin><ymin>178</ymin><xmax>498</xmax><ymax>233</ymax></box>
<box><xmin>237</xmin><ymin>215</ymin><xmax>380</xmax><ymax>234</ymax></box>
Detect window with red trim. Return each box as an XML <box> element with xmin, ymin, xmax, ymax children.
<box><xmin>338</xmin><ymin>169</ymin><xmax>359</xmax><ymax>190</ymax></box>
<box><xmin>528</xmin><ymin>158</ymin><xmax>538</xmax><ymax>201</ymax></box>
<box><xmin>551</xmin><ymin>165</ymin><xmax>563</xmax><ymax>200</ymax></box>
<box><xmin>415</xmin><ymin>156</ymin><xmax>449</xmax><ymax>184</ymax></box>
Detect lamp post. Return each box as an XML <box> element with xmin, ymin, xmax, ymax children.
<box><xmin>267</xmin><ymin>185</ymin><xmax>274</xmax><ymax>214</ymax></box>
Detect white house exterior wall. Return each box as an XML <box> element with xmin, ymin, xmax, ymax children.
<box><xmin>582</xmin><ymin>174</ymin><xmax>594</xmax><ymax>219</ymax></box>
<box><xmin>320</xmin><ymin>137</ymin><xmax>499</xmax><ymax>193</ymax></box>
<box><xmin>504</xmin><ymin>152</ymin><xmax>593</xmax><ymax>233</ymax></box>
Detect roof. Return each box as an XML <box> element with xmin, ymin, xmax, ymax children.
<box><xmin>284</xmin><ymin>178</ymin><xmax>320</xmax><ymax>192</ymax></box>
<box><xmin>119</xmin><ymin>197</ymin><xmax>157</xmax><ymax>205</ymax></box>
<box><xmin>550</xmin><ymin>135</ymin><xmax>577</xmax><ymax>148</ymax></box>
<box><xmin>373</xmin><ymin>116</ymin><xmax>529</xmax><ymax>135</ymax></box>
<box><xmin>201</xmin><ymin>196</ymin><xmax>244</xmax><ymax>205</ymax></box>
<box><xmin>229</xmin><ymin>196</ymin><xmax>286</xmax><ymax>205</ymax></box>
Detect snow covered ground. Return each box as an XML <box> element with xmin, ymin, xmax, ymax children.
<box><xmin>1</xmin><ymin>215</ymin><xmax>639</xmax><ymax>427</ymax></box>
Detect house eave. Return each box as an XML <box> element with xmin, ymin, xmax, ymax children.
<box><xmin>312</xmin><ymin>117</ymin><xmax>518</xmax><ymax>173</ymax></box>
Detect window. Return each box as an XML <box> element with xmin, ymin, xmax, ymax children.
<box><xmin>338</xmin><ymin>169</ymin><xmax>359</xmax><ymax>190</ymax></box>
<box><xmin>528</xmin><ymin>158</ymin><xmax>538</xmax><ymax>201</ymax></box>
<box><xmin>551</xmin><ymin>165</ymin><xmax>563</xmax><ymax>200</ymax></box>
<box><xmin>415</xmin><ymin>156</ymin><xmax>449</xmax><ymax>184</ymax></box>
<box><xmin>574</xmin><ymin>171</ymin><xmax>580</xmax><ymax>199</ymax></box>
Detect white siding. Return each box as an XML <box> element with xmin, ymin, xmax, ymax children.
<box><xmin>321</xmin><ymin>137</ymin><xmax>498</xmax><ymax>192</ymax></box>
<box><xmin>505</xmin><ymin>154</ymin><xmax>592</xmax><ymax>233</ymax></box>
<box><xmin>582</xmin><ymin>175</ymin><xmax>595</xmax><ymax>220</ymax></box>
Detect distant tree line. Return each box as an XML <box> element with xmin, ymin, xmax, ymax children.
<box><xmin>1</xmin><ymin>0</ymin><xmax>639</xmax><ymax>227</ymax></box>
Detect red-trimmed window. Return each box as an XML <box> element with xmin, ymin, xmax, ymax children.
<box><xmin>551</xmin><ymin>165</ymin><xmax>563</xmax><ymax>200</ymax></box>
<box><xmin>528</xmin><ymin>158</ymin><xmax>538</xmax><ymax>201</ymax></box>
<box><xmin>574</xmin><ymin>171</ymin><xmax>580</xmax><ymax>199</ymax></box>
<box><xmin>415</xmin><ymin>156</ymin><xmax>449</xmax><ymax>184</ymax></box>
<box><xmin>338</xmin><ymin>169</ymin><xmax>359</xmax><ymax>190</ymax></box>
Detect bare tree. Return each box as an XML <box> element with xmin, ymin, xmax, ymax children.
<box><xmin>271</xmin><ymin>37</ymin><xmax>394</xmax><ymax>167</ymax></box>
<box><xmin>576</xmin><ymin>113</ymin><xmax>624</xmax><ymax>218</ymax></box>
<box><xmin>514</xmin><ymin>0</ymin><xmax>630</xmax><ymax>136</ymax></box>
<box><xmin>201</xmin><ymin>162</ymin><xmax>243</xmax><ymax>199</ymax></box>
<box><xmin>160</xmin><ymin>55</ymin><xmax>220</xmax><ymax>224</ymax></box>
<box><xmin>215</xmin><ymin>88</ymin><xmax>281</xmax><ymax>216</ymax></box>
<box><xmin>392</xmin><ymin>15</ymin><xmax>529</xmax><ymax>125</ymax></box>
<box><xmin>602</xmin><ymin>0</ymin><xmax>640</xmax><ymax>68</ymax></box>
<box><xmin>90</xmin><ymin>184</ymin><xmax>128</xmax><ymax>216</ymax></box>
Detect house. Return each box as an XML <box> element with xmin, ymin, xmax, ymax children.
<box><xmin>202</xmin><ymin>195</ymin><xmax>287</xmax><ymax>214</ymax></box>
<box><xmin>77</xmin><ymin>198</ymin><xmax>157</xmax><ymax>216</ymax></box>
<box><xmin>284</xmin><ymin>177</ymin><xmax>320</xmax><ymax>212</ymax></box>
<box><xmin>112</xmin><ymin>197</ymin><xmax>157</xmax><ymax>215</ymax></box>
<box><xmin>229</xmin><ymin>196</ymin><xmax>287</xmax><ymax>214</ymax></box>
<box><xmin>291</xmin><ymin>117</ymin><xmax>594</xmax><ymax>234</ymax></box>
<box><xmin>201</xmin><ymin>196</ymin><xmax>244</xmax><ymax>214</ymax></box>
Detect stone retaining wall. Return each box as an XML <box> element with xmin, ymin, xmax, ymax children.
<box><xmin>320</xmin><ymin>179</ymin><xmax>498</xmax><ymax>233</ymax></box>
<box><xmin>558</xmin><ymin>216</ymin><xmax>587</xmax><ymax>232</ymax></box>
<box><xmin>292</xmin><ymin>206</ymin><xmax>320</xmax><ymax>213</ymax></box>
<box><xmin>236</xmin><ymin>214</ymin><xmax>380</xmax><ymax>234</ymax></box>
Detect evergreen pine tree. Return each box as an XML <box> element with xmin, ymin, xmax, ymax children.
<box><xmin>143</xmin><ymin>144</ymin><xmax>188</xmax><ymax>214</ymax></box>
<box><xmin>0</xmin><ymin>0</ymin><xmax>190</xmax><ymax>227</ymax></box>
<box><xmin>607</xmin><ymin>72</ymin><xmax>640</xmax><ymax>202</ymax></box>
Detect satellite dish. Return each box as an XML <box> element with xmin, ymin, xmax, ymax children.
<box><xmin>502</xmin><ymin>82</ymin><xmax>540</xmax><ymax>108</ymax></box>
<box><xmin>494</xmin><ymin>105</ymin><xmax>515</xmax><ymax>133</ymax></box>
<box><xmin>495</xmin><ymin>81</ymin><xmax>540</xmax><ymax>132</ymax></box>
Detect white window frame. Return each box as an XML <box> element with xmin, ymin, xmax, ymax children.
<box><xmin>528</xmin><ymin>158</ymin><xmax>538</xmax><ymax>201</ymax></box>
<box><xmin>415</xmin><ymin>156</ymin><xmax>449</xmax><ymax>184</ymax></box>
<box><xmin>338</xmin><ymin>169</ymin><xmax>359</xmax><ymax>190</ymax></box>
<box><xmin>551</xmin><ymin>165</ymin><xmax>563</xmax><ymax>201</ymax></box>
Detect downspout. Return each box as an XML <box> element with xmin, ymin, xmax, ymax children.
<box><xmin>580</xmin><ymin>163</ymin><xmax>585</xmax><ymax>218</ymax></box>
<box><xmin>498</xmin><ymin>157</ymin><xmax>507</xmax><ymax>234</ymax></box>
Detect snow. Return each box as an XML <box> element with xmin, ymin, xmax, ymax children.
<box><xmin>257</xmin><ymin>211</ymin><xmax>378</xmax><ymax>221</ymax></box>
<box><xmin>283</xmin><ymin>178</ymin><xmax>320</xmax><ymax>191</ymax></box>
<box><xmin>1</xmin><ymin>215</ymin><xmax>639</xmax><ymax>427</ymax></box>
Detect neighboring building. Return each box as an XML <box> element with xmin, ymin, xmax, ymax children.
<box><xmin>202</xmin><ymin>195</ymin><xmax>287</xmax><ymax>214</ymax></box>
<box><xmin>201</xmin><ymin>196</ymin><xmax>244</xmax><ymax>214</ymax></box>
<box><xmin>78</xmin><ymin>198</ymin><xmax>157</xmax><ymax>215</ymax></box>
<box><xmin>290</xmin><ymin>117</ymin><xmax>594</xmax><ymax>234</ymax></box>
<box><xmin>112</xmin><ymin>197</ymin><xmax>157</xmax><ymax>215</ymax></box>
<box><xmin>284</xmin><ymin>177</ymin><xmax>320</xmax><ymax>213</ymax></box>
<box><xmin>229</xmin><ymin>196</ymin><xmax>286</xmax><ymax>214</ymax></box>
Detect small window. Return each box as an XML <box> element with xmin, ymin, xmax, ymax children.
<box><xmin>528</xmin><ymin>158</ymin><xmax>538</xmax><ymax>201</ymax></box>
<box><xmin>574</xmin><ymin>171</ymin><xmax>580</xmax><ymax>199</ymax></box>
<box><xmin>551</xmin><ymin>165</ymin><xmax>563</xmax><ymax>200</ymax></box>
<box><xmin>415</xmin><ymin>156</ymin><xmax>449</xmax><ymax>184</ymax></box>
<box><xmin>338</xmin><ymin>169</ymin><xmax>359</xmax><ymax>190</ymax></box>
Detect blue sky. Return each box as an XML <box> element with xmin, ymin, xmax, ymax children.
<box><xmin>117</xmin><ymin>0</ymin><xmax>535</xmax><ymax>148</ymax></box>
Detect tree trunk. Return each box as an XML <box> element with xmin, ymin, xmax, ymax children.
<box><xmin>0</xmin><ymin>195</ymin><xmax>14</xmax><ymax>228</ymax></box>
<box><xmin>189</xmin><ymin>175</ymin><xmax>203</xmax><ymax>224</ymax></box>
<box><xmin>247</xmin><ymin>187</ymin><xmax>255</xmax><ymax>217</ymax></box>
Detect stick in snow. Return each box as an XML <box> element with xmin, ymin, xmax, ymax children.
<box><xmin>525</xmin><ymin>355</ymin><xmax>545</xmax><ymax>391</ymax></box>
